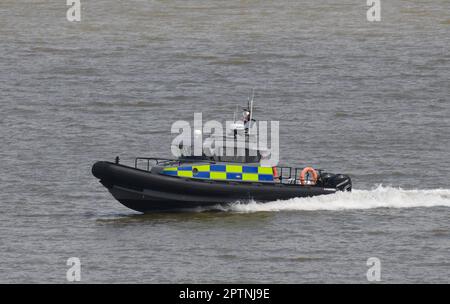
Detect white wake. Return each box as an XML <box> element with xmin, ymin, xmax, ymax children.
<box><xmin>221</xmin><ymin>185</ymin><xmax>450</xmax><ymax>212</ymax></box>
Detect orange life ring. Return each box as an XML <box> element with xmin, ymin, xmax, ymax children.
<box><xmin>300</xmin><ymin>167</ymin><xmax>318</xmax><ymax>185</ymax></box>
<box><xmin>272</xmin><ymin>166</ymin><xmax>280</xmax><ymax>181</ymax></box>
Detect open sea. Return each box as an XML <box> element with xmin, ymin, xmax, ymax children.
<box><xmin>0</xmin><ymin>0</ymin><xmax>449</xmax><ymax>283</ymax></box>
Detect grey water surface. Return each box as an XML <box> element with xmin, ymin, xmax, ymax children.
<box><xmin>0</xmin><ymin>0</ymin><xmax>449</xmax><ymax>283</ymax></box>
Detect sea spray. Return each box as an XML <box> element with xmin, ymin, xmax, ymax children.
<box><xmin>221</xmin><ymin>185</ymin><xmax>450</xmax><ymax>213</ymax></box>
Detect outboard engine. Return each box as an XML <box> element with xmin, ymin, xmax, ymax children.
<box><xmin>320</xmin><ymin>173</ymin><xmax>352</xmax><ymax>192</ymax></box>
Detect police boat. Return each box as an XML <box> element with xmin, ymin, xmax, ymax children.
<box><xmin>92</xmin><ymin>101</ymin><xmax>352</xmax><ymax>213</ymax></box>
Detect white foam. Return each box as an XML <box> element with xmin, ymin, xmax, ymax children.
<box><xmin>221</xmin><ymin>185</ymin><xmax>450</xmax><ymax>213</ymax></box>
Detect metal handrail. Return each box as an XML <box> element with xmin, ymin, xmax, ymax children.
<box><xmin>134</xmin><ymin>157</ymin><xmax>217</xmax><ymax>171</ymax></box>
<box><xmin>274</xmin><ymin>166</ymin><xmax>323</xmax><ymax>185</ymax></box>
<box><xmin>133</xmin><ymin>157</ymin><xmax>322</xmax><ymax>184</ymax></box>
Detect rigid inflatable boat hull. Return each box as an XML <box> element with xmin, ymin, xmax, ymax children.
<box><xmin>92</xmin><ymin>161</ymin><xmax>337</xmax><ymax>212</ymax></box>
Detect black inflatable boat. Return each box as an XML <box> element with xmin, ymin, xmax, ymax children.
<box><xmin>92</xmin><ymin>157</ymin><xmax>351</xmax><ymax>212</ymax></box>
<box><xmin>92</xmin><ymin>99</ymin><xmax>351</xmax><ymax>212</ymax></box>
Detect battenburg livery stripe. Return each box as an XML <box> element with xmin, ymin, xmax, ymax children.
<box><xmin>162</xmin><ymin>164</ymin><xmax>274</xmax><ymax>182</ymax></box>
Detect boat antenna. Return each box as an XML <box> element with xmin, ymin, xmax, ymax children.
<box><xmin>249</xmin><ymin>88</ymin><xmax>254</xmax><ymax>122</ymax></box>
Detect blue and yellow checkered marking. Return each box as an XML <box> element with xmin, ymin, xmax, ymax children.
<box><xmin>162</xmin><ymin>165</ymin><xmax>274</xmax><ymax>182</ymax></box>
